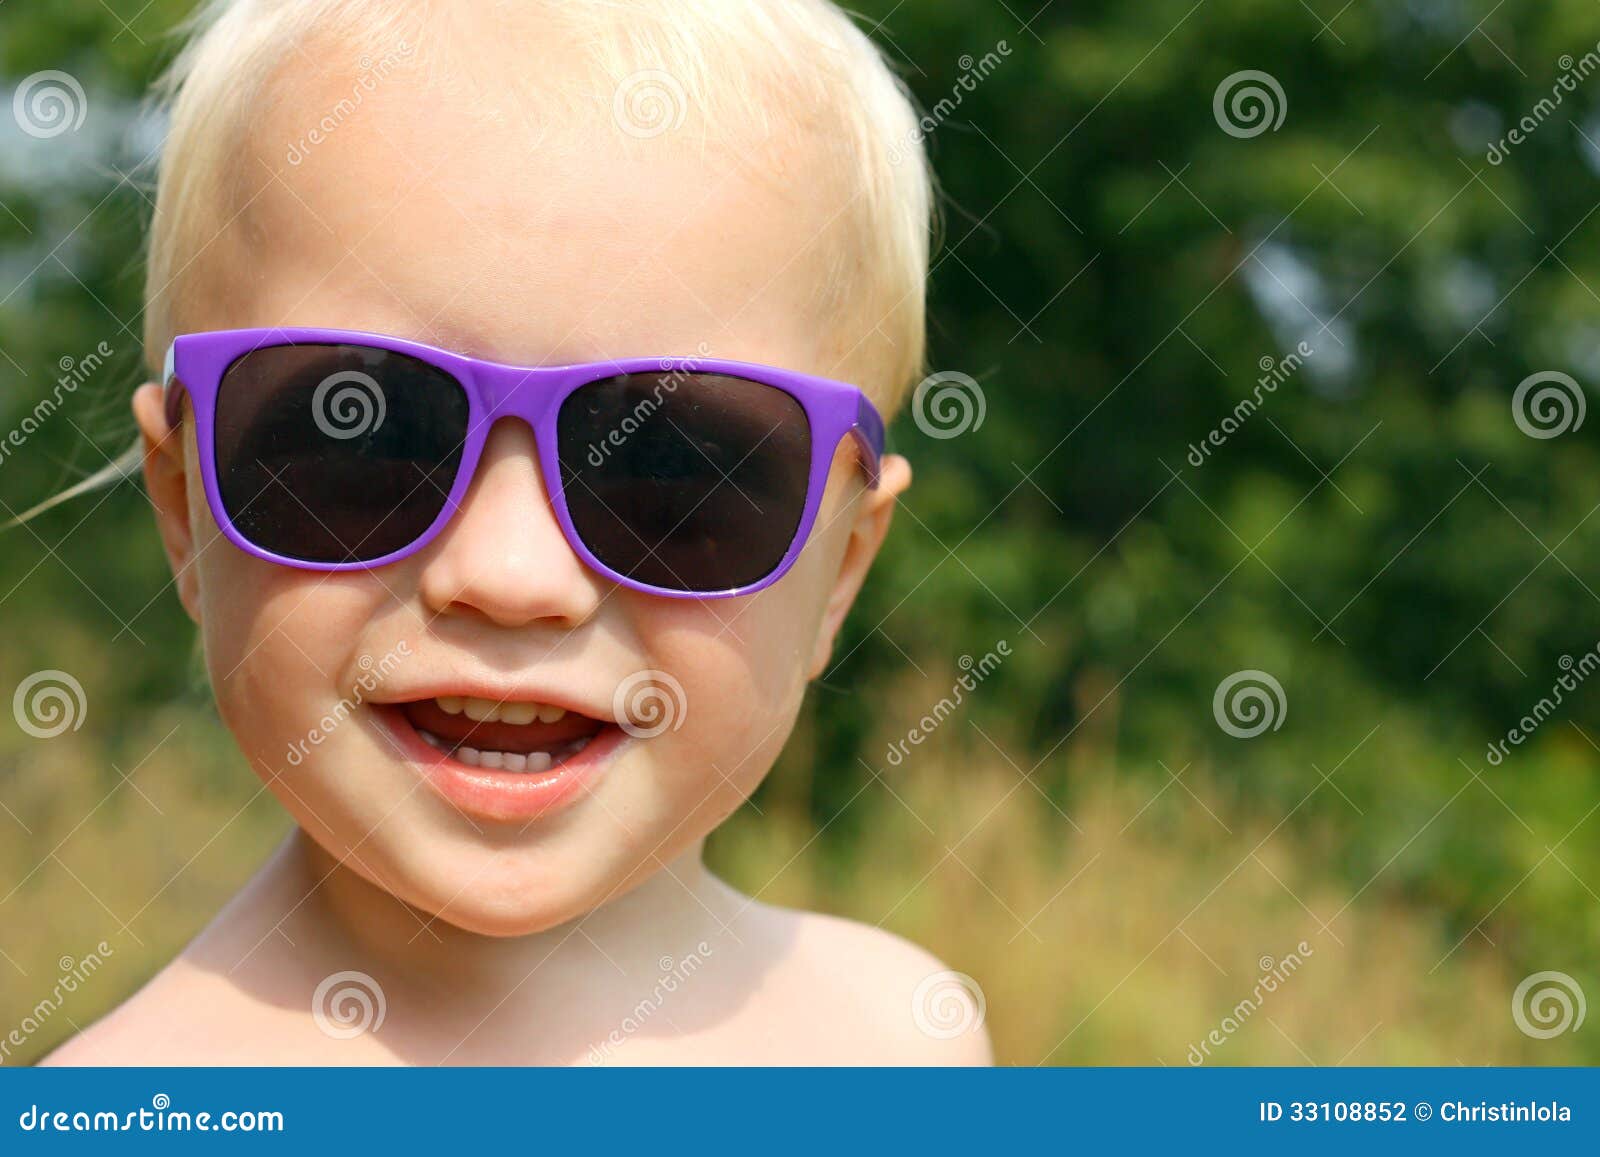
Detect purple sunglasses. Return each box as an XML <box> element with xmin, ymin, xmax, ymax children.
<box><xmin>162</xmin><ymin>327</ymin><xmax>884</xmax><ymax>599</ymax></box>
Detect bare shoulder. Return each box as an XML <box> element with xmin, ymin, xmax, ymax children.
<box><xmin>39</xmin><ymin>959</ymin><xmax>286</xmax><ymax>1066</ymax></box>
<box><xmin>734</xmin><ymin>900</ymin><xmax>994</xmax><ymax>1065</ymax></box>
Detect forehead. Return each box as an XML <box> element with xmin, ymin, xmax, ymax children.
<box><xmin>222</xmin><ymin>38</ymin><xmax>853</xmax><ymax>372</ymax></box>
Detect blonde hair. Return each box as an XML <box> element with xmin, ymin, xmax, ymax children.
<box><xmin>143</xmin><ymin>0</ymin><xmax>936</xmax><ymax>406</ymax></box>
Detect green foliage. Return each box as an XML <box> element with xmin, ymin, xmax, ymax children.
<box><xmin>823</xmin><ymin>0</ymin><xmax>1600</xmax><ymax>1040</ymax></box>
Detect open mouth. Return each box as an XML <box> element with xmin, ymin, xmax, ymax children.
<box><xmin>396</xmin><ymin>695</ymin><xmax>611</xmax><ymax>773</ymax></box>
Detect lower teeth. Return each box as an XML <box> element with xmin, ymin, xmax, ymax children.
<box><xmin>416</xmin><ymin>729</ymin><xmax>591</xmax><ymax>772</ymax></box>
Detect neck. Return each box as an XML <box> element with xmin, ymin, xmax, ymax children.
<box><xmin>260</xmin><ymin>827</ymin><xmax>730</xmax><ymax>1001</ymax></box>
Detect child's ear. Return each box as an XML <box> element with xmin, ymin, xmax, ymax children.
<box><xmin>806</xmin><ymin>453</ymin><xmax>912</xmax><ymax>679</ymax></box>
<box><xmin>132</xmin><ymin>382</ymin><xmax>201</xmax><ymax>623</ymax></box>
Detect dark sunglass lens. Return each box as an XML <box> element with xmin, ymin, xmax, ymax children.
<box><xmin>213</xmin><ymin>344</ymin><xmax>470</xmax><ymax>563</ymax></box>
<box><xmin>557</xmin><ymin>372</ymin><xmax>813</xmax><ymax>592</ymax></box>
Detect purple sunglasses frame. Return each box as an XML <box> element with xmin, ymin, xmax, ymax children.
<box><xmin>163</xmin><ymin>327</ymin><xmax>885</xmax><ymax>600</ymax></box>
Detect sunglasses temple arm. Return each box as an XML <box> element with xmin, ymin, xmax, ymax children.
<box><xmin>848</xmin><ymin>394</ymin><xmax>886</xmax><ymax>489</ymax></box>
<box><xmin>161</xmin><ymin>343</ymin><xmax>188</xmax><ymax>427</ymax></box>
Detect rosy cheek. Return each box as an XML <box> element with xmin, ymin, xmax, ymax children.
<box><xmin>648</xmin><ymin>593</ymin><xmax>801</xmax><ymax>684</ymax></box>
<box><xmin>201</xmin><ymin>567</ymin><xmax>383</xmax><ymax>718</ymax></box>
<box><xmin>627</xmin><ymin>604</ymin><xmax>805</xmax><ymax>791</ymax></box>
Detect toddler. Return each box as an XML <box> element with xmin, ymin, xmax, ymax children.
<box><xmin>42</xmin><ymin>0</ymin><xmax>988</xmax><ymax>1065</ymax></box>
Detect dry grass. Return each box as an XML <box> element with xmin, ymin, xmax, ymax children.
<box><xmin>711</xmin><ymin>748</ymin><xmax>1551</xmax><ymax>1064</ymax></box>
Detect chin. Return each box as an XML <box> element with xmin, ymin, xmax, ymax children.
<box><xmin>431</xmin><ymin>906</ymin><xmax>577</xmax><ymax>939</ymax></box>
<box><xmin>396</xmin><ymin>849</ymin><xmax>627</xmax><ymax>939</ymax></box>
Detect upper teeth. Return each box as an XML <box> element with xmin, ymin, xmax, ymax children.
<box><xmin>436</xmin><ymin>696</ymin><xmax>567</xmax><ymax>725</ymax></box>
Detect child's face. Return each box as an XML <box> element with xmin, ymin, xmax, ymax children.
<box><xmin>134</xmin><ymin>50</ymin><xmax>910</xmax><ymax>935</ymax></box>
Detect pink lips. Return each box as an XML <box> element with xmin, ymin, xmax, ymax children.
<box><xmin>378</xmin><ymin>704</ymin><xmax>627</xmax><ymax>823</ymax></box>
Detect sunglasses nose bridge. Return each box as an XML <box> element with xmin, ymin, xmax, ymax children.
<box><xmin>476</xmin><ymin>362</ymin><xmax>571</xmax><ymax>427</ymax></box>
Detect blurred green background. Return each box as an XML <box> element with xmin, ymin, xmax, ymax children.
<box><xmin>3</xmin><ymin>0</ymin><xmax>1599</xmax><ymax>1064</ymax></box>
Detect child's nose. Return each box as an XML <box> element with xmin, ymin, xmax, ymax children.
<box><xmin>416</xmin><ymin>419</ymin><xmax>605</xmax><ymax>628</ymax></box>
